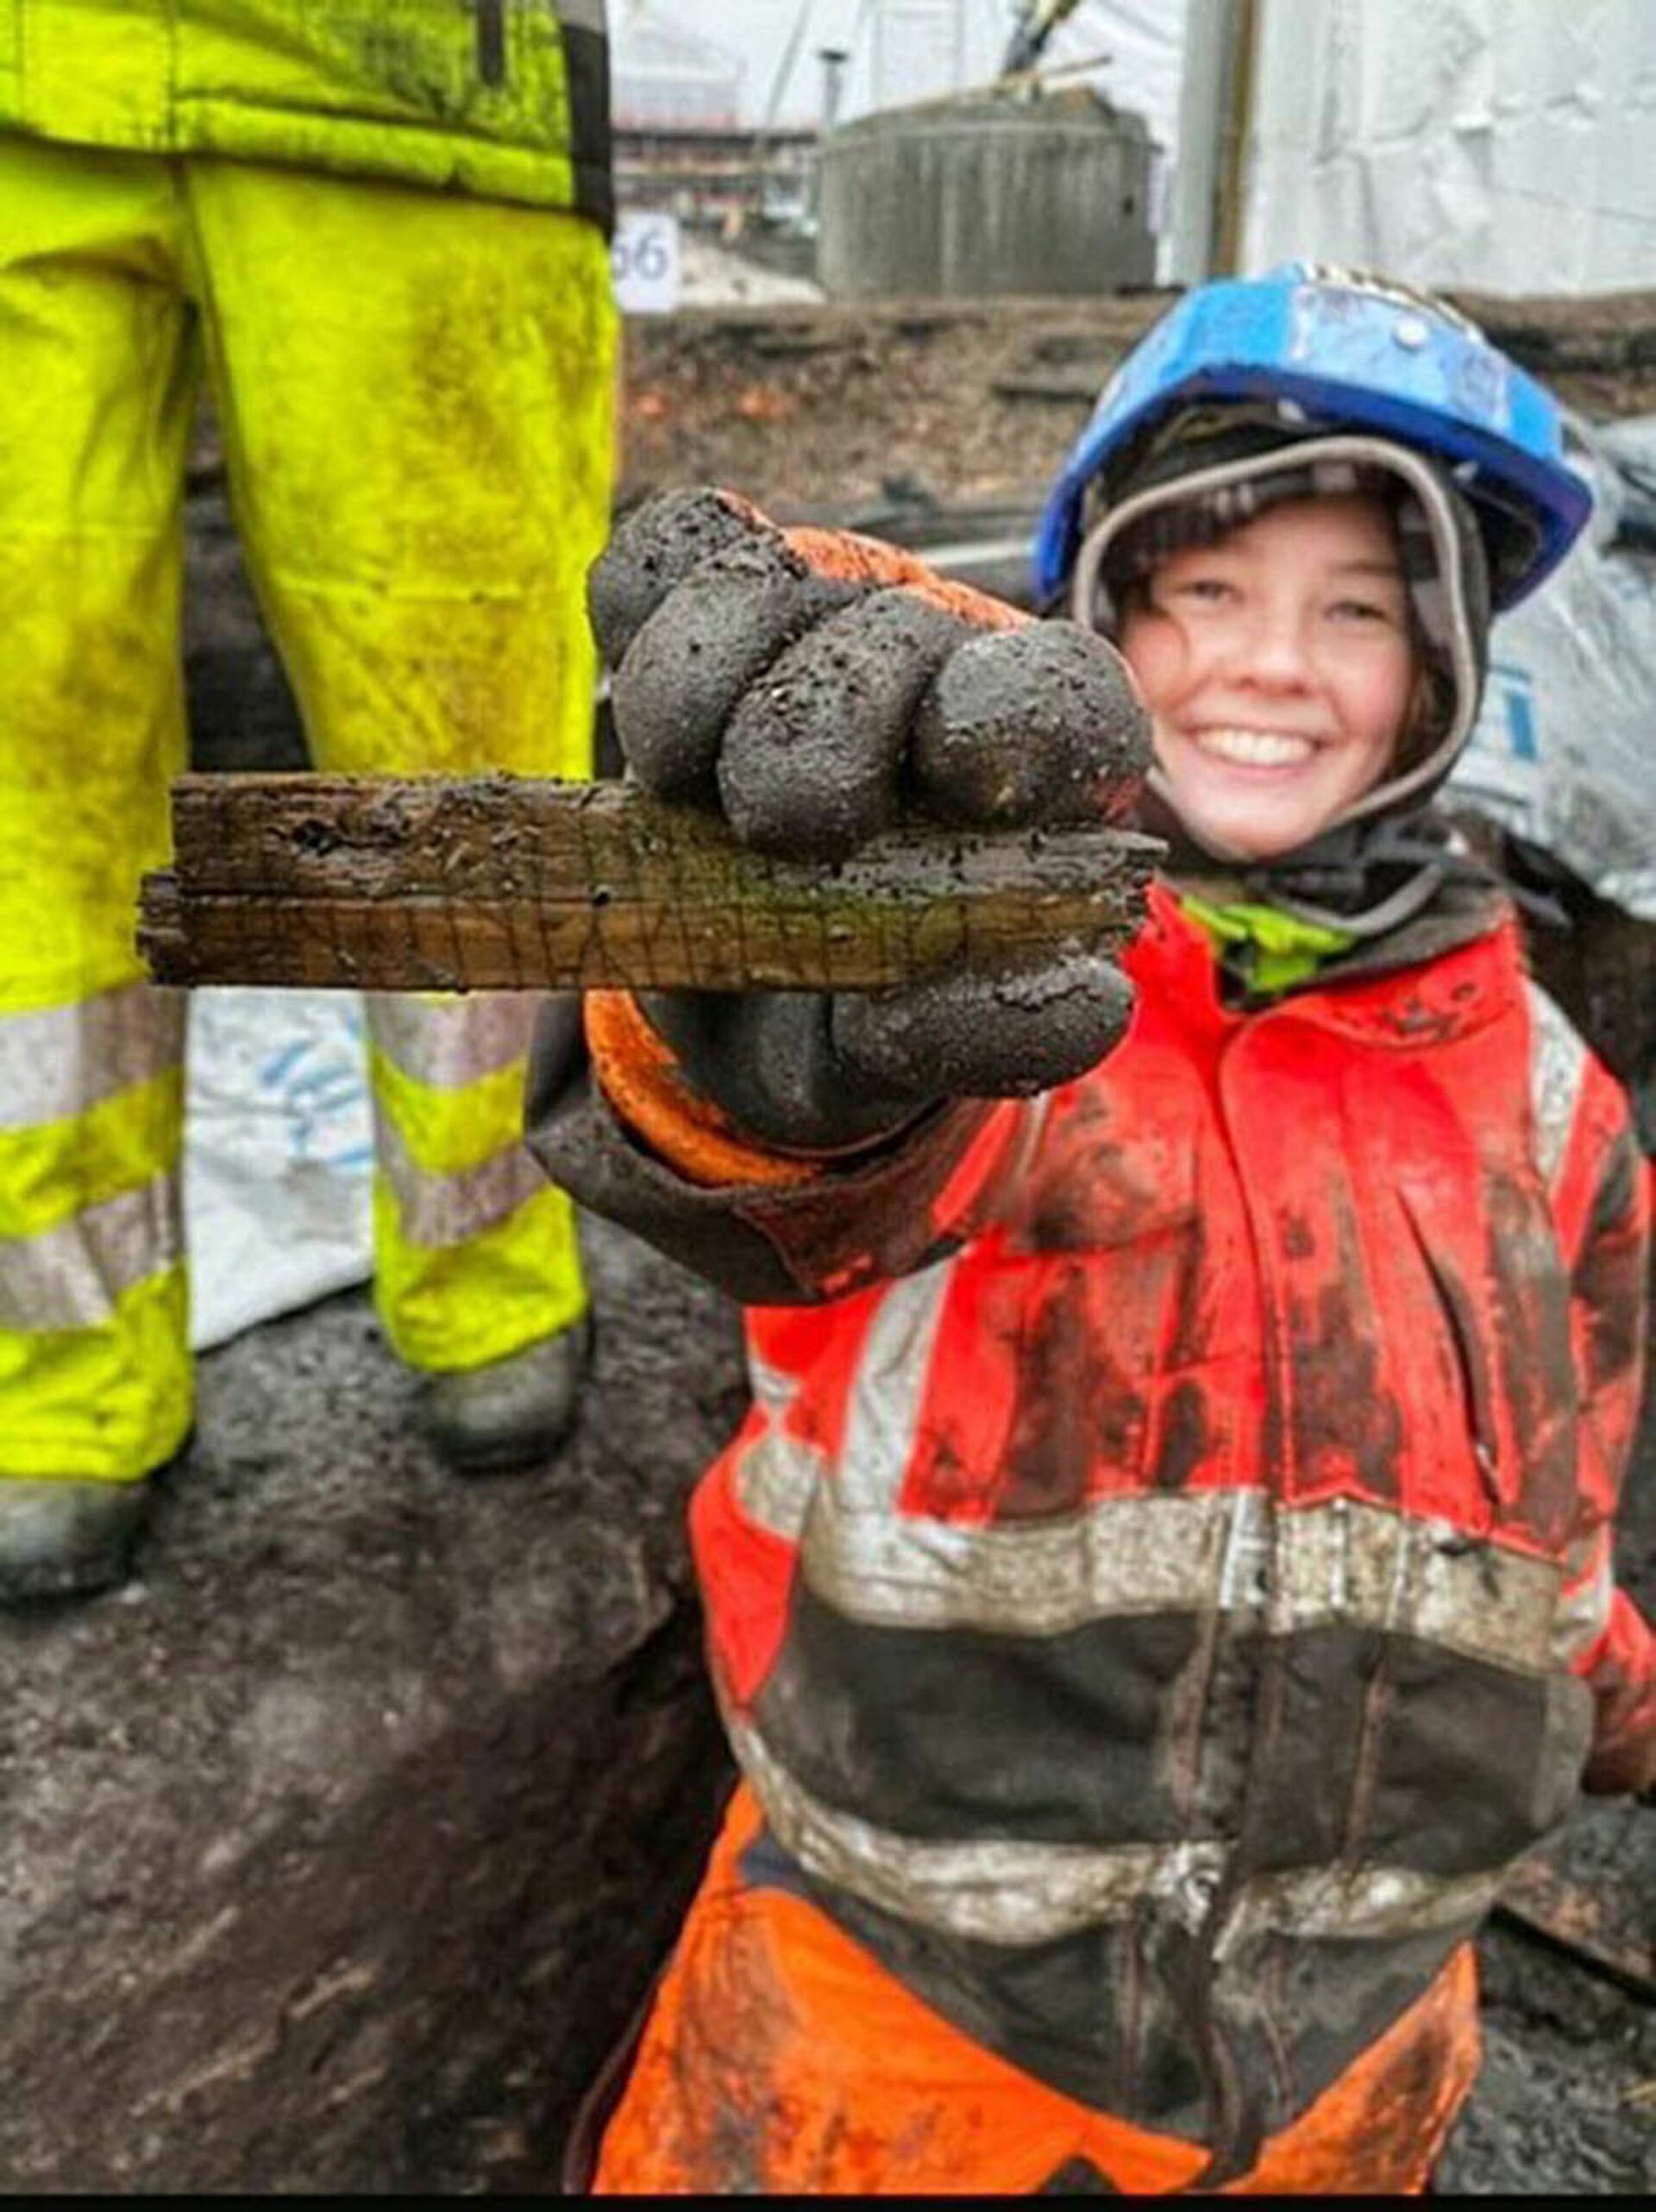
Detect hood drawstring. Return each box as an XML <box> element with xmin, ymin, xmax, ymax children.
<box><xmin>1239</xmin><ymin>812</ymin><xmax>1570</xmax><ymax>939</ymax></box>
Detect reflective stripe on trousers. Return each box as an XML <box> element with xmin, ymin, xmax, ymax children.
<box><xmin>0</xmin><ymin>135</ymin><xmax>616</xmax><ymax>1473</ymax></box>
<box><xmin>365</xmin><ymin>993</ymin><xmax>586</xmax><ymax>1370</ymax></box>
<box><xmin>0</xmin><ymin>989</ymin><xmax>189</xmax><ymax>1479</ymax></box>
<box><xmin>593</xmin><ymin>1783</ymin><xmax>1482</xmax><ymax>2197</ymax></box>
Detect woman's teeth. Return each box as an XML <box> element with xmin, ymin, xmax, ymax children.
<box><xmin>1192</xmin><ymin>728</ymin><xmax>1316</xmax><ymax>767</ymax></box>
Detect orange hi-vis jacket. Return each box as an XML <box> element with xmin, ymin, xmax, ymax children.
<box><xmin>532</xmin><ymin>882</ymin><xmax>1654</xmax><ymax>2177</ymax></box>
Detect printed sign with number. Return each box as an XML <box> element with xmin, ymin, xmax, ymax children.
<box><xmin>612</xmin><ymin>212</ymin><xmax>682</xmax><ymax>315</ymax></box>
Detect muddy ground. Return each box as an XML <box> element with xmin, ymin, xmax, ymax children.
<box><xmin>1</xmin><ymin>1229</ymin><xmax>744</xmax><ymax>2192</ymax></box>
<box><xmin>617</xmin><ymin>286</ymin><xmax>1656</xmax><ymax>520</ymax></box>
<box><xmin>10</xmin><ymin>286</ymin><xmax>1648</xmax><ymax>2190</ymax></box>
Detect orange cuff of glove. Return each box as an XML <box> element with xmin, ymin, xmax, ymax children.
<box><xmin>586</xmin><ymin>990</ymin><xmax>821</xmax><ymax>1191</ymax></box>
<box><xmin>781</xmin><ymin>523</ymin><xmax>1028</xmax><ymax>630</ymax></box>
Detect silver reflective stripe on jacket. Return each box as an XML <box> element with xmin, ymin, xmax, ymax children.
<box><xmin>1525</xmin><ymin>981</ymin><xmax>1588</xmax><ymax>1191</ymax></box>
<box><xmin>1550</xmin><ymin>1530</ymin><xmax>1615</xmax><ymax>1667</ymax></box>
<box><xmin>736</xmin><ymin>1353</ymin><xmax>828</xmax><ymax>1541</ymax></box>
<box><xmin>801</xmin><ymin>1477</ymin><xmax>1561</xmax><ymax>1680</ymax></box>
<box><xmin>731</xmin><ymin>1719</ymin><xmax>1500</xmax><ymax>1953</ymax></box>
<box><xmin>731</xmin><ymin>1271</ymin><xmax>956</xmax><ymax>1541</ymax></box>
<box><xmin>837</xmin><ymin>1259</ymin><xmax>957</xmax><ymax>1513</ymax></box>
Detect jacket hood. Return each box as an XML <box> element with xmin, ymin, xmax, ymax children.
<box><xmin>1071</xmin><ymin>424</ymin><xmax>1495</xmax><ymax>936</ymax></box>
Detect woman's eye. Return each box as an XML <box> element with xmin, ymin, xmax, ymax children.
<box><xmin>1329</xmin><ymin>598</ymin><xmax>1391</xmax><ymax>623</ymax></box>
<box><xmin>1175</xmin><ymin>577</ymin><xmax>1233</xmax><ymax>604</ymax></box>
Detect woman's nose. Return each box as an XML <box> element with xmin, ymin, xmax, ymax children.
<box><xmin>1226</xmin><ymin>606</ymin><xmax>1312</xmax><ymax>689</ymax></box>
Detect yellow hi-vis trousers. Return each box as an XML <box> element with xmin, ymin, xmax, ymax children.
<box><xmin>0</xmin><ymin>134</ymin><xmax>615</xmax><ymax>1481</ymax></box>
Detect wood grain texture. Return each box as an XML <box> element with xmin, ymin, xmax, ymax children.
<box><xmin>140</xmin><ymin>774</ymin><xmax>1160</xmax><ymax>993</ymax></box>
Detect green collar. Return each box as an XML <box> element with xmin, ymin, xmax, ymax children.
<box><xmin>1180</xmin><ymin>894</ymin><xmax>1357</xmax><ymax>998</ymax></box>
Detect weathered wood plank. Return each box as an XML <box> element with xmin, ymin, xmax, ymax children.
<box><xmin>140</xmin><ymin>774</ymin><xmax>1161</xmax><ymax>993</ymax></box>
<box><xmin>1496</xmin><ymin>1845</ymin><xmax>1655</xmax><ymax>2002</ymax></box>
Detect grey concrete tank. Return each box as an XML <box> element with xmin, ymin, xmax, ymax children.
<box><xmin>817</xmin><ymin>89</ymin><xmax>1157</xmax><ymax>298</ymax></box>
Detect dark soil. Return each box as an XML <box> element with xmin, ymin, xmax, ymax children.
<box><xmin>0</xmin><ymin>1225</ymin><xmax>744</xmax><ymax>2190</ymax></box>
<box><xmin>1439</xmin><ymin>1906</ymin><xmax>1656</xmax><ymax>2195</ymax></box>
<box><xmin>618</xmin><ymin>289</ymin><xmax>1656</xmax><ymax>521</ymax></box>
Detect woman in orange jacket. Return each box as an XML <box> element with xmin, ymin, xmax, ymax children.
<box><xmin>529</xmin><ymin>267</ymin><xmax>1653</xmax><ymax>2194</ymax></box>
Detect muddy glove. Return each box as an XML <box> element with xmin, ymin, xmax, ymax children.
<box><xmin>587</xmin><ymin>487</ymin><xmax>1151</xmax><ymax>1156</ymax></box>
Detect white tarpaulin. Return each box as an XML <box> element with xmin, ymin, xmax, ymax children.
<box><xmin>1241</xmin><ymin>0</ymin><xmax>1656</xmax><ymax>295</ymax></box>
<box><xmin>184</xmin><ymin>990</ymin><xmax>373</xmax><ymax>1351</ymax></box>
<box><xmin>1448</xmin><ymin>418</ymin><xmax>1656</xmax><ymax>921</ymax></box>
<box><xmin>1032</xmin><ymin>7</ymin><xmax>1189</xmax><ymax>164</ymax></box>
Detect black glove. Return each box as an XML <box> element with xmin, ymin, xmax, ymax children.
<box><xmin>588</xmin><ymin>487</ymin><xmax>1151</xmax><ymax>1154</ymax></box>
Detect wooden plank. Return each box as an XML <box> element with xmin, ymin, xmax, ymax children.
<box><xmin>139</xmin><ymin>774</ymin><xmax>1161</xmax><ymax>994</ymax></box>
<box><xmin>1495</xmin><ymin>1849</ymin><xmax>1655</xmax><ymax>2003</ymax></box>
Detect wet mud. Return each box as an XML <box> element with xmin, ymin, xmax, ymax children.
<box><xmin>833</xmin><ymin>946</ymin><xmax>1137</xmax><ymax>1100</ymax></box>
<box><xmin>618</xmin><ymin>291</ymin><xmax>1656</xmax><ymax>519</ymax></box>
<box><xmin>612</xmin><ymin>534</ymin><xmax>856</xmax><ymax>801</ymax></box>
<box><xmin>584</xmin><ymin>485</ymin><xmax>759</xmax><ymax>668</ymax></box>
<box><xmin>912</xmin><ymin>622</ymin><xmax>1151</xmax><ymax>830</ymax></box>
<box><xmin>718</xmin><ymin>586</ymin><xmax>963</xmax><ymax>859</ymax></box>
<box><xmin>0</xmin><ymin>1222</ymin><xmax>746</xmax><ymax>2191</ymax></box>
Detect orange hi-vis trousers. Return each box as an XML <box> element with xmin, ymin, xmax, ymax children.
<box><xmin>593</xmin><ymin>1785</ymin><xmax>1481</xmax><ymax>2196</ymax></box>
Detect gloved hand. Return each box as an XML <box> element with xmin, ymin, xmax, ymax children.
<box><xmin>587</xmin><ymin>487</ymin><xmax>1151</xmax><ymax>1155</ymax></box>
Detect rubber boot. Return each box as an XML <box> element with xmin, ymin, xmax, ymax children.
<box><xmin>417</xmin><ymin>1314</ymin><xmax>594</xmax><ymax>1474</ymax></box>
<box><xmin>0</xmin><ymin>1479</ymin><xmax>153</xmax><ymax>1602</ymax></box>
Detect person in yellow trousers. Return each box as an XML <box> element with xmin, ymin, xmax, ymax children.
<box><xmin>0</xmin><ymin>3</ymin><xmax>617</xmax><ymax>1597</ymax></box>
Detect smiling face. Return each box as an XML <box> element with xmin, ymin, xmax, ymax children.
<box><xmin>1115</xmin><ymin>493</ymin><xmax>1420</xmax><ymax>861</ymax></box>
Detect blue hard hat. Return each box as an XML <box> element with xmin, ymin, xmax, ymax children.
<box><xmin>1032</xmin><ymin>264</ymin><xmax>1592</xmax><ymax>611</ymax></box>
